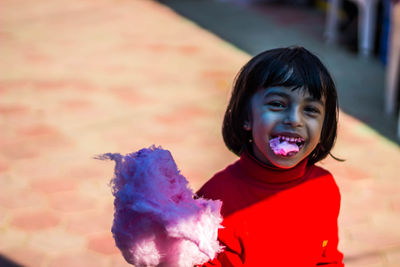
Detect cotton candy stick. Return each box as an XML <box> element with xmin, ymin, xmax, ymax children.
<box><xmin>98</xmin><ymin>146</ymin><xmax>223</xmax><ymax>267</ymax></box>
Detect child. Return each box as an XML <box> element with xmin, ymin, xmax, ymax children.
<box><xmin>197</xmin><ymin>46</ymin><xmax>344</xmax><ymax>266</ymax></box>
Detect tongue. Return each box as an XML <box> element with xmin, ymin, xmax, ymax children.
<box><xmin>269</xmin><ymin>137</ymin><xmax>299</xmax><ymax>156</ymax></box>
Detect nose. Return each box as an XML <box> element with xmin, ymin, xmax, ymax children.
<box><xmin>283</xmin><ymin>107</ymin><xmax>304</xmax><ymax>127</ymax></box>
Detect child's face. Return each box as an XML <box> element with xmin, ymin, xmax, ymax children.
<box><xmin>247</xmin><ymin>86</ymin><xmax>325</xmax><ymax>169</ymax></box>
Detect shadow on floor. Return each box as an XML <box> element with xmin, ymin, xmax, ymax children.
<box><xmin>0</xmin><ymin>255</ymin><xmax>24</xmax><ymax>267</ymax></box>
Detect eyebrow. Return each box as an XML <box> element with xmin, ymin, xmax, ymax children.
<box><xmin>264</xmin><ymin>91</ymin><xmax>289</xmax><ymax>99</ymax></box>
<box><xmin>305</xmin><ymin>97</ymin><xmax>325</xmax><ymax>106</ymax></box>
<box><xmin>264</xmin><ymin>91</ymin><xmax>325</xmax><ymax>106</ymax></box>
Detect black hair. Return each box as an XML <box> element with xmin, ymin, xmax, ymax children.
<box><xmin>222</xmin><ymin>46</ymin><xmax>339</xmax><ymax>165</ymax></box>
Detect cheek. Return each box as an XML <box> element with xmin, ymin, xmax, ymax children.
<box><xmin>254</xmin><ymin>108</ymin><xmax>278</xmax><ymax>125</ymax></box>
<box><xmin>310</xmin><ymin>119</ymin><xmax>324</xmax><ymax>142</ymax></box>
<box><xmin>252</xmin><ymin>113</ymin><xmax>274</xmax><ymax>134</ymax></box>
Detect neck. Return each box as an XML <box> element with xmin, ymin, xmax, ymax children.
<box><xmin>237</xmin><ymin>150</ymin><xmax>309</xmax><ymax>184</ymax></box>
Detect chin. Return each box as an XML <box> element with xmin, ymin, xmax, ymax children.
<box><xmin>271</xmin><ymin>160</ymin><xmax>299</xmax><ymax>169</ymax></box>
<box><xmin>268</xmin><ymin>153</ymin><xmax>305</xmax><ymax>169</ymax></box>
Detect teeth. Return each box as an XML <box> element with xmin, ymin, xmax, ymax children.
<box><xmin>276</xmin><ymin>135</ymin><xmax>304</xmax><ymax>143</ymax></box>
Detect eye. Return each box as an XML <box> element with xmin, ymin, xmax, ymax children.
<box><xmin>304</xmin><ymin>105</ymin><xmax>321</xmax><ymax>115</ymax></box>
<box><xmin>267</xmin><ymin>101</ymin><xmax>286</xmax><ymax>110</ymax></box>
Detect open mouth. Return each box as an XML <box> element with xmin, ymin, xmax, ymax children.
<box><xmin>269</xmin><ymin>135</ymin><xmax>305</xmax><ymax>157</ymax></box>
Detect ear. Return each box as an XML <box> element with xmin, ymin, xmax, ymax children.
<box><xmin>243</xmin><ymin>120</ymin><xmax>252</xmax><ymax>131</ymax></box>
<box><xmin>243</xmin><ymin>102</ymin><xmax>253</xmax><ymax>131</ymax></box>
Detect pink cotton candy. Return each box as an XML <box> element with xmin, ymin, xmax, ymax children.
<box><xmin>269</xmin><ymin>137</ymin><xmax>299</xmax><ymax>156</ymax></box>
<box><xmin>98</xmin><ymin>146</ymin><xmax>223</xmax><ymax>267</ymax></box>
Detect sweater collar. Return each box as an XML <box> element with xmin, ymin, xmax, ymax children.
<box><xmin>237</xmin><ymin>150</ymin><xmax>309</xmax><ymax>184</ymax></box>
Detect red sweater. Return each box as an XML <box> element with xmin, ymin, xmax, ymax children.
<box><xmin>197</xmin><ymin>151</ymin><xmax>344</xmax><ymax>266</ymax></box>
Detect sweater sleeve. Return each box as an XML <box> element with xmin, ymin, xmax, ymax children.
<box><xmin>197</xmin><ymin>176</ymin><xmax>245</xmax><ymax>267</ymax></box>
<box><xmin>200</xmin><ymin>226</ymin><xmax>244</xmax><ymax>267</ymax></box>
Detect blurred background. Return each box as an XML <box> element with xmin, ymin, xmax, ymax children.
<box><xmin>0</xmin><ymin>0</ymin><xmax>399</xmax><ymax>266</ymax></box>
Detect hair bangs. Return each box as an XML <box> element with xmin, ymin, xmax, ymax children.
<box><xmin>260</xmin><ymin>51</ymin><xmax>328</xmax><ymax>101</ymax></box>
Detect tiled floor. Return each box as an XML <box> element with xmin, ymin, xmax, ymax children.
<box><xmin>0</xmin><ymin>0</ymin><xmax>399</xmax><ymax>266</ymax></box>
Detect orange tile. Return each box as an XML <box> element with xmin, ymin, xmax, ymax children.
<box><xmin>11</xmin><ymin>209</ymin><xmax>60</xmax><ymax>231</ymax></box>
<box><xmin>87</xmin><ymin>232</ymin><xmax>120</xmax><ymax>255</ymax></box>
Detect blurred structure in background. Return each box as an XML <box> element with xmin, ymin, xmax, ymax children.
<box><xmin>322</xmin><ymin>0</ymin><xmax>400</xmax><ymax>139</ymax></box>
<box><xmin>325</xmin><ymin>0</ymin><xmax>383</xmax><ymax>57</ymax></box>
<box><xmin>385</xmin><ymin>1</ymin><xmax>400</xmax><ymax>139</ymax></box>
